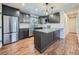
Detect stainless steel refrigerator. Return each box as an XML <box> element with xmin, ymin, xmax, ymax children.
<box><xmin>0</xmin><ymin>13</ymin><xmax>2</xmax><ymax>47</ymax></box>
<box><xmin>3</xmin><ymin>15</ymin><xmax>18</xmax><ymax>45</ymax></box>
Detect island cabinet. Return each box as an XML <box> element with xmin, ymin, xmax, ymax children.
<box><xmin>34</xmin><ymin>29</ymin><xmax>60</xmax><ymax>53</ymax></box>
<box><xmin>53</xmin><ymin>29</ymin><xmax>60</xmax><ymax>40</ymax></box>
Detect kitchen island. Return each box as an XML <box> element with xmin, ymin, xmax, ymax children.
<box><xmin>34</xmin><ymin>28</ymin><xmax>61</xmax><ymax>53</ymax></box>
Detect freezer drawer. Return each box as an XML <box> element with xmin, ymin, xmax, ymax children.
<box><xmin>3</xmin><ymin>34</ymin><xmax>11</xmax><ymax>45</ymax></box>
<box><xmin>11</xmin><ymin>33</ymin><xmax>18</xmax><ymax>42</ymax></box>
<box><xmin>19</xmin><ymin>29</ymin><xmax>29</xmax><ymax>39</ymax></box>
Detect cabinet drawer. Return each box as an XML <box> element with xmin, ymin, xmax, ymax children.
<box><xmin>19</xmin><ymin>29</ymin><xmax>29</xmax><ymax>39</ymax></box>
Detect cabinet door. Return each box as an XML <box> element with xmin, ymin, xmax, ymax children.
<box><xmin>19</xmin><ymin>30</ymin><xmax>25</xmax><ymax>39</ymax></box>
<box><xmin>3</xmin><ymin>34</ymin><xmax>11</xmax><ymax>45</ymax></box>
<box><xmin>60</xmin><ymin>29</ymin><xmax>64</xmax><ymax>38</ymax></box>
<box><xmin>24</xmin><ymin>30</ymin><xmax>29</xmax><ymax>38</ymax></box>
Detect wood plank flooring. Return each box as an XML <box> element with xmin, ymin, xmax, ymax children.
<box><xmin>0</xmin><ymin>33</ymin><xmax>79</xmax><ymax>55</ymax></box>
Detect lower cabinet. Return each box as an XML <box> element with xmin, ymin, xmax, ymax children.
<box><xmin>19</xmin><ymin>29</ymin><xmax>29</xmax><ymax>40</ymax></box>
<box><xmin>34</xmin><ymin>31</ymin><xmax>54</xmax><ymax>53</ymax></box>
<box><xmin>53</xmin><ymin>30</ymin><xmax>60</xmax><ymax>40</ymax></box>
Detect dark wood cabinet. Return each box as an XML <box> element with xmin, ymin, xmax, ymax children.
<box><xmin>34</xmin><ymin>29</ymin><xmax>61</xmax><ymax>53</ymax></box>
<box><xmin>19</xmin><ymin>29</ymin><xmax>29</xmax><ymax>40</ymax></box>
<box><xmin>53</xmin><ymin>30</ymin><xmax>60</xmax><ymax>40</ymax></box>
<box><xmin>19</xmin><ymin>12</ymin><xmax>30</xmax><ymax>23</ymax></box>
<box><xmin>34</xmin><ymin>31</ymin><xmax>54</xmax><ymax>53</ymax></box>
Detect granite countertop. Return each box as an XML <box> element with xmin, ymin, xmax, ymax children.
<box><xmin>20</xmin><ymin>28</ymin><xmax>29</xmax><ymax>31</ymax></box>
<box><xmin>35</xmin><ymin>28</ymin><xmax>61</xmax><ymax>33</ymax></box>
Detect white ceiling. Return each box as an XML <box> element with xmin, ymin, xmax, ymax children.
<box><xmin>3</xmin><ymin>3</ymin><xmax>79</xmax><ymax>16</ymax></box>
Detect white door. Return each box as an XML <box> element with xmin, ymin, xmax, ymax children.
<box><xmin>68</xmin><ymin>18</ymin><xmax>76</xmax><ymax>33</ymax></box>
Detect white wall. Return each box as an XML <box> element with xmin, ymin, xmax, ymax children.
<box><xmin>76</xmin><ymin>9</ymin><xmax>79</xmax><ymax>42</ymax></box>
<box><xmin>66</xmin><ymin>10</ymin><xmax>77</xmax><ymax>33</ymax></box>
<box><xmin>68</xmin><ymin>18</ymin><xmax>76</xmax><ymax>33</ymax></box>
<box><xmin>60</xmin><ymin>11</ymin><xmax>69</xmax><ymax>38</ymax></box>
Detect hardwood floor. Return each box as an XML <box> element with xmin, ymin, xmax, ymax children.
<box><xmin>0</xmin><ymin>37</ymin><xmax>40</xmax><ymax>55</ymax></box>
<box><xmin>0</xmin><ymin>33</ymin><xmax>79</xmax><ymax>55</ymax></box>
<box><xmin>43</xmin><ymin>33</ymin><xmax>79</xmax><ymax>55</ymax></box>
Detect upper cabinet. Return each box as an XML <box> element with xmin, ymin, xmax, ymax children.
<box><xmin>19</xmin><ymin>12</ymin><xmax>30</xmax><ymax>23</ymax></box>
<box><xmin>48</xmin><ymin>12</ymin><xmax>60</xmax><ymax>23</ymax></box>
<box><xmin>2</xmin><ymin>5</ymin><xmax>20</xmax><ymax>17</ymax></box>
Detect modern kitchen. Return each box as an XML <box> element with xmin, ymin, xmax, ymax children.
<box><xmin>0</xmin><ymin>3</ymin><xmax>79</xmax><ymax>55</ymax></box>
